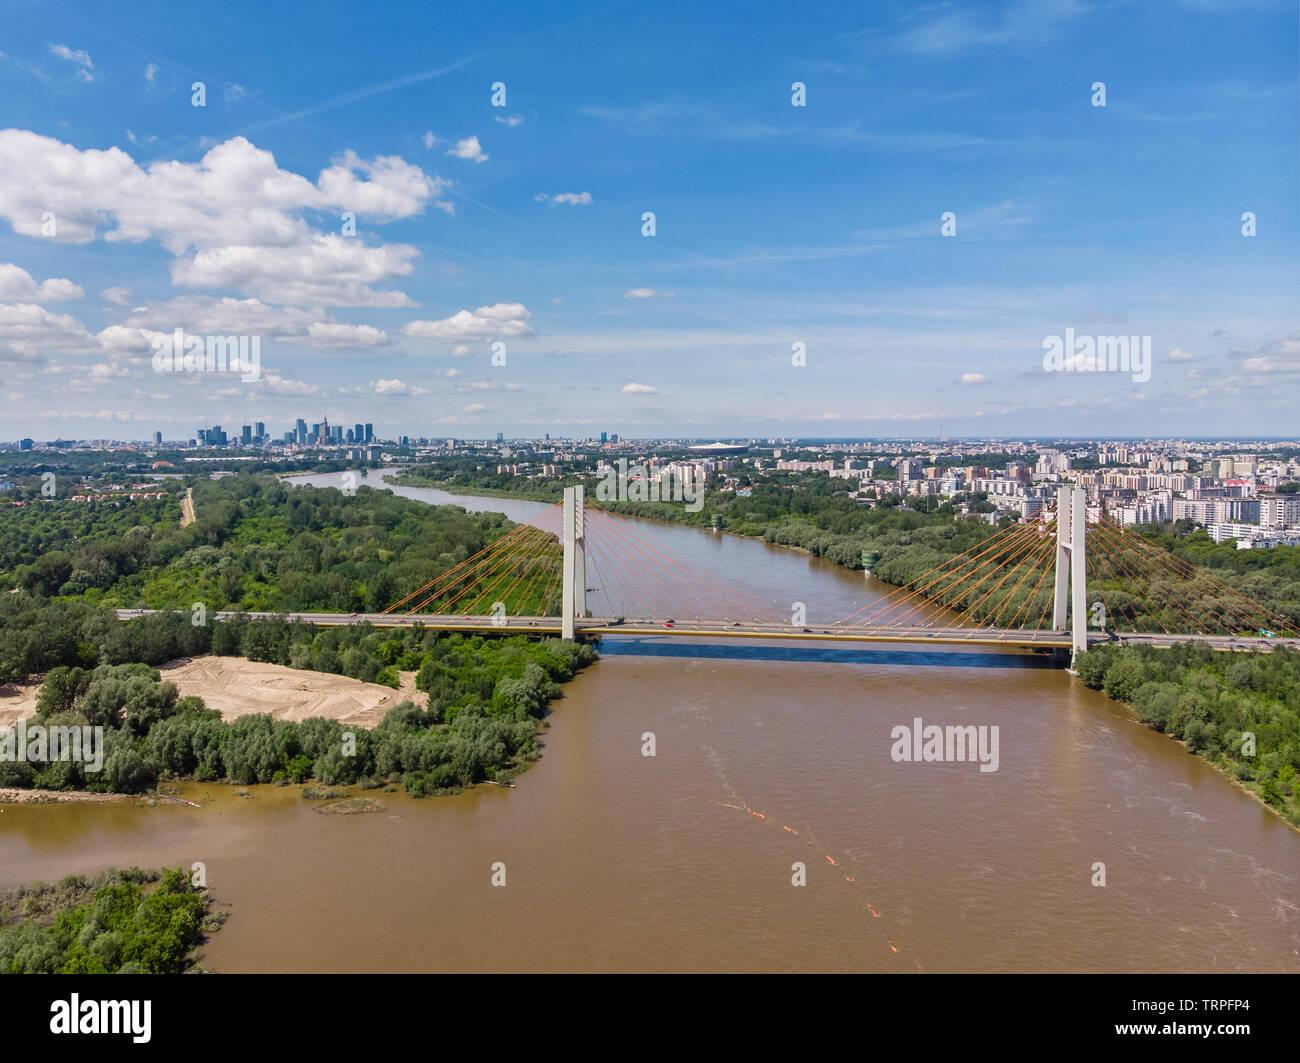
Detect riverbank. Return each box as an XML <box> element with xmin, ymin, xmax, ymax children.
<box><xmin>384</xmin><ymin>470</ymin><xmax>561</xmax><ymax>504</ymax></box>
<box><xmin>0</xmin><ymin>787</ymin><xmax>128</xmax><ymax>805</ymax></box>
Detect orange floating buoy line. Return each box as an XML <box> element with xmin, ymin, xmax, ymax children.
<box><xmin>715</xmin><ymin>794</ymin><xmax>901</xmax><ymax>958</ymax></box>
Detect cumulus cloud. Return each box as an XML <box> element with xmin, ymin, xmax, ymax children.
<box><xmin>260</xmin><ymin>372</ymin><xmax>320</xmax><ymax>396</ymax></box>
<box><xmin>0</xmin><ymin>302</ymin><xmax>99</xmax><ymax>360</ymax></box>
<box><xmin>1237</xmin><ymin>333</ymin><xmax>1300</xmax><ymax>376</ymax></box>
<box><xmin>1167</xmin><ymin>348</ymin><xmax>1196</xmax><ymax>362</ymax></box>
<box><xmin>446</xmin><ymin>136</ymin><xmax>488</xmax><ymax>163</ymax></box>
<box><xmin>463</xmin><ymin>402</ymin><xmax>486</xmax><ymax>413</ymax></box>
<box><xmin>622</xmin><ymin>287</ymin><xmax>673</xmax><ymax>298</ymax></box>
<box><xmin>495</xmin><ymin>115</ymin><xmax>524</xmax><ymax>127</ymax></box>
<box><xmin>170</xmin><ymin>237</ymin><xmax>420</xmax><ymax>307</ymax></box>
<box><xmin>621</xmin><ymin>382</ymin><xmax>658</xmax><ymax>394</ymax></box>
<box><xmin>286</xmin><ymin>322</ymin><xmax>390</xmax><ymax>348</ymax></box>
<box><xmin>535</xmin><ymin>191</ymin><xmax>592</xmax><ymax>205</ymax></box>
<box><xmin>0</xmin><ymin>263</ymin><xmax>84</xmax><ymax>302</ymax></box>
<box><xmin>0</xmin><ymin>132</ymin><xmax>449</xmax><ymax>306</ymax></box>
<box><xmin>402</xmin><ymin>303</ymin><xmax>533</xmax><ymax>343</ymax></box>
<box><xmin>144</xmin><ymin>62</ymin><xmax>158</xmax><ymax>84</ymax></box>
<box><xmin>959</xmin><ymin>372</ymin><xmax>987</xmax><ymax>384</ymax></box>
<box><xmin>373</xmin><ymin>378</ymin><xmax>427</xmax><ymax>395</ymax></box>
<box><xmin>100</xmin><ymin>286</ymin><xmax>132</xmax><ymax>306</ymax></box>
<box><xmin>118</xmin><ymin>296</ymin><xmax>319</xmax><ymax>337</ymax></box>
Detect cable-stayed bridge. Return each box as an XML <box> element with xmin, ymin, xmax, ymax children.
<box><xmin>117</xmin><ymin>486</ymin><xmax>1298</xmax><ymax>661</ymax></box>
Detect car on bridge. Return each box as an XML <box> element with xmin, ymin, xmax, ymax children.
<box><xmin>663</xmin><ymin>618</ymin><xmax>675</xmax><ymax>628</ymax></box>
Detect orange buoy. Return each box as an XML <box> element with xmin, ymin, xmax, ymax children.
<box><xmin>826</xmin><ymin>855</ymin><xmax>836</xmax><ymax>865</ymax></box>
<box><xmin>783</xmin><ymin>826</ymin><xmax>794</xmax><ymax>833</ymax></box>
<box><xmin>845</xmin><ymin>876</ymin><xmax>854</xmax><ymax>883</ymax></box>
<box><xmin>868</xmin><ymin>908</ymin><xmax>879</xmax><ymax>917</ymax></box>
<box><xmin>748</xmin><ymin>810</ymin><xmax>766</xmax><ymax>819</ymax></box>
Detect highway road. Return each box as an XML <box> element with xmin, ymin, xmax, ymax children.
<box><xmin>112</xmin><ymin>609</ymin><xmax>1299</xmax><ymax>653</ymax></box>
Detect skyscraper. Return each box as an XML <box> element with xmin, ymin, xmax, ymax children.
<box><xmin>241</xmin><ymin>425</ymin><xmax>252</xmax><ymax>445</ymax></box>
<box><xmin>153</xmin><ymin>431</ymin><xmax>162</xmax><ymax>446</ymax></box>
<box><xmin>296</xmin><ymin>419</ymin><xmax>307</xmax><ymax>444</ymax></box>
<box><xmin>364</xmin><ymin>423</ymin><xmax>373</xmax><ymax>443</ymax></box>
<box><xmin>254</xmin><ymin>421</ymin><xmax>265</xmax><ymax>441</ymax></box>
<box><xmin>355</xmin><ymin>423</ymin><xmax>364</xmax><ymax>444</ymax></box>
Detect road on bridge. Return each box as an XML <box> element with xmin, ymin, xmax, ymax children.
<box><xmin>112</xmin><ymin>609</ymin><xmax>1300</xmax><ymax>653</ymax></box>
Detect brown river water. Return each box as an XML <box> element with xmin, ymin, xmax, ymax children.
<box><xmin>1</xmin><ymin>471</ymin><xmax>1296</xmax><ymax>972</ymax></box>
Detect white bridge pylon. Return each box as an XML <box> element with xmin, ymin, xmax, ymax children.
<box><xmin>1052</xmin><ymin>484</ymin><xmax>1088</xmax><ymax>658</ymax></box>
<box><xmin>561</xmin><ymin>484</ymin><xmax>586</xmax><ymax>640</ymax></box>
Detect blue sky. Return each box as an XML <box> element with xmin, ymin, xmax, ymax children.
<box><xmin>0</xmin><ymin>0</ymin><xmax>1296</xmax><ymax>441</ymax></box>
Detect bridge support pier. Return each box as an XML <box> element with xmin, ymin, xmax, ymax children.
<box><xmin>1052</xmin><ymin>485</ymin><xmax>1088</xmax><ymax>664</ymax></box>
<box><xmin>561</xmin><ymin>485</ymin><xmax>586</xmax><ymax>640</ymax></box>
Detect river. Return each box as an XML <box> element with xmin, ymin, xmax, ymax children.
<box><xmin>1</xmin><ymin>469</ymin><xmax>1295</xmax><ymax>972</ymax></box>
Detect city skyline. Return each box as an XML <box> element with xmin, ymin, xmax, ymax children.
<box><xmin>0</xmin><ymin>0</ymin><xmax>1297</xmax><ymax>439</ymax></box>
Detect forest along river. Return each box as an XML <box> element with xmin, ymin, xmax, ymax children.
<box><xmin>1</xmin><ymin>469</ymin><xmax>1296</xmax><ymax>972</ymax></box>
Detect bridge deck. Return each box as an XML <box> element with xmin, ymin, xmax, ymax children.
<box><xmin>112</xmin><ymin>610</ymin><xmax>1298</xmax><ymax>653</ymax></box>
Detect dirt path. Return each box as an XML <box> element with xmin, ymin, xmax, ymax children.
<box><xmin>179</xmin><ymin>487</ymin><xmax>196</xmax><ymax>527</ymax></box>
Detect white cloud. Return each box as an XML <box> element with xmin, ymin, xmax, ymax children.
<box><xmin>118</xmin><ymin>296</ymin><xmax>319</xmax><ymax>337</ymax></box>
<box><xmin>960</xmin><ymin>372</ymin><xmax>987</xmax><ymax>384</ymax></box>
<box><xmin>1237</xmin><ymin>333</ymin><xmax>1300</xmax><ymax>376</ymax></box>
<box><xmin>144</xmin><ymin>62</ymin><xmax>158</xmax><ymax>84</ymax></box>
<box><xmin>422</xmin><ymin>131</ymin><xmax>437</xmax><ymax>148</ymax></box>
<box><xmin>535</xmin><ymin>191</ymin><xmax>592</xmax><ymax>205</ymax></box>
<box><xmin>373</xmin><ymin>378</ymin><xmax>427</xmax><ymax>395</ymax></box>
<box><xmin>450</xmin><ymin>343</ymin><xmax>471</xmax><ymax>357</ymax></box>
<box><xmin>48</xmin><ymin>43</ymin><xmax>93</xmax><ymax>82</ymax></box>
<box><xmin>260</xmin><ymin>372</ymin><xmax>320</xmax><ymax>396</ymax></box>
<box><xmin>88</xmin><ymin>362</ymin><xmax>131</xmax><ymax>379</ymax></box>
<box><xmin>403</xmin><ymin>303</ymin><xmax>533</xmax><ymax>343</ymax></box>
<box><xmin>1167</xmin><ymin>348</ymin><xmax>1196</xmax><ymax>361</ymax></box>
<box><xmin>0</xmin><ymin>132</ymin><xmax>448</xmax><ymax>305</ymax></box>
<box><xmin>0</xmin><ymin>302</ymin><xmax>99</xmax><ymax>360</ymax></box>
<box><xmin>623</xmin><ymin>287</ymin><xmax>673</xmax><ymax>298</ymax></box>
<box><xmin>622</xmin><ymin>382</ymin><xmax>658</xmax><ymax>394</ymax></box>
<box><xmin>446</xmin><ymin>136</ymin><xmax>488</xmax><ymax>163</ymax></box>
<box><xmin>317</xmin><ymin>149</ymin><xmax>449</xmax><ymax>220</ymax></box>
<box><xmin>286</xmin><ymin>322</ymin><xmax>390</xmax><ymax>348</ymax></box>
<box><xmin>464</xmin><ymin>402</ymin><xmax>486</xmax><ymax>413</ymax></box>
<box><xmin>495</xmin><ymin>115</ymin><xmax>524</xmax><ymax>127</ymax></box>
<box><xmin>0</xmin><ymin>263</ymin><xmax>84</xmax><ymax>302</ymax></box>
<box><xmin>170</xmin><ymin>237</ymin><xmax>420</xmax><ymax>307</ymax></box>
<box><xmin>101</xmin><ymin>286</ymin><xmax>132</xmax><ymax>305</ymax></box>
